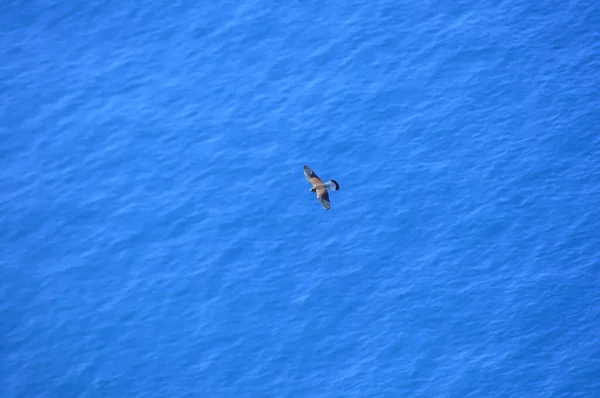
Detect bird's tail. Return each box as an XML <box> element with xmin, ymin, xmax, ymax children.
<box><xmin>324</xmin><ymin>180</ymin><xmax>340</xmax><ymax>191</ymax></box>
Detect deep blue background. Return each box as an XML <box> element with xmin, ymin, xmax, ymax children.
<box><xmin>1</xmin><ymin>1</ymin><xmax>599</xmax><ymax>396</ymax></box>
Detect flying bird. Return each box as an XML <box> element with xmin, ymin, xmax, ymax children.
<box><xmin>304</xmin><ymin>165</ymin><xmax>340</xmax><ymax>210</ymax></box>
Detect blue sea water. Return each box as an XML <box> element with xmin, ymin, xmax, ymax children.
<box><xmin>1</xmin><ymin>0</ymin><xmax>599</xmax><ymax>396</ymax></box>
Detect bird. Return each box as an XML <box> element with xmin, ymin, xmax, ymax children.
<box><xmin>303</xmin><ymin>165</ymin><xmax>340</xmax><ymax>210</ymax></box>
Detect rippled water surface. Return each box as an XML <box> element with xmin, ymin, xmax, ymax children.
<box><xmin>1</xmin><ymin>1</ymin><xmax>599</xmax><ymax>396</ymax></box>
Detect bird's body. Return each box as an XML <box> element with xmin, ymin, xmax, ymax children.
<box><xmin>303</xmin><ymin>165</ymin><xmax>340</xmax><ymax>210</ymax></box>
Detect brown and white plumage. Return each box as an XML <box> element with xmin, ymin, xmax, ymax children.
<box><xmin>303</xmin><ymin>165</ymin><xmax>340</xmax><ymax>210</ymax></box>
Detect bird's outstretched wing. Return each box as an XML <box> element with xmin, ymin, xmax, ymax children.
<box><xmin>316</xmin><ymin>187</ymin><xmax>331</xmax><ymax>210</ymax></box>
<box><xmin>304</xmin><ymin>165</ymin><xmax>323</xmax><ymax>187</ymax></box>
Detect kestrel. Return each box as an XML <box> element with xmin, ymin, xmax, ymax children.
<box><xmin>304</xmin><ymin>165</ymin><xmax>340</xmax><ymax>210</ymax></box>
